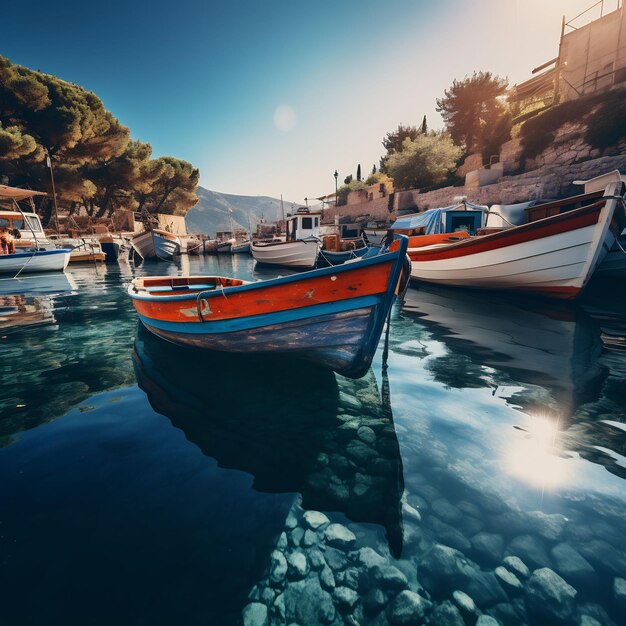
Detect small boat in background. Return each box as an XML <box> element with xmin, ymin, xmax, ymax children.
<box><xmin>49</xmin><ymin>235</ymin><xmax>106</xmax><ymax>263</ymax></box>
<box><xmin>216</xmin><ymin>238</ymin><xmax>235</xmax><ymax>253</ymax></box>
<box><xmin>230</xmin><ymin>240</ymin><xmax>251</xmax><ymax>254</ymax></box>
<box><xmin>0</xmin><ymin>185</ymin><xmax>71</xmax><ymax>275</ymax></box>
<box><xmin>251</xmin><ymin>209</ymin><xmax>321</xmax><ymax>268</ymax></box>
<box><xmin>0</xmin><ymin>248</ymin><xmax>71</xmax><ymax>275</ymax></box>
<box><xmin>203</xmin><ymin>239</ymin><xmax>219</xmax><ymax>254</ymax></box>
<box><xmin>128</xmin><ymin>236</ymin><xmax>409</xmax><ymax>378</ymax></box>
<box><xmin>319</xmin><ymin>233</ymin><xmax>370</xmax><ymax>266</ymax></box>
<box><xmin>362</xmin><ymin>222</ymin><xmax>390</xmax><ymax>246</ymax></box>
<box><xmin>132</xmin><ymin>228</ymin><xmax>181</xmax><ymax>261</ymax></box>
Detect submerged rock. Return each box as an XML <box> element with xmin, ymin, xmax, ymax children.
<box><xmin>319</xmin><ymin>566</ymin><xmax>336</xmax><ymax>592</ymax></box>
<box><xmin>333</xmin><ymin>586</ymin><xmax>359</xmax><ymax>612</ymax></box>
<box><xmin>287</xmin><ymin>551</ymin><xmax>309</xmax><ymax>580</ymax></box>
<box><xmin>418</xmin><ymin>544</ymin><xmax>473</xmax><ymax>596</ymax></box>
<box><xmin>354</xmin><ymin>546</ymin><xmax>388</xmax><ymax>571</ymax></box>
<box><xmin>527</xmin><ymin>511</ymin><xmax>567</xmax><ymax>541</ymax></box>
<box><xmin>550</xmin><ymin>542</ymin><xmax>597</xmax><ymax>589</ymax></box>
<box><xmin>525</xmin><ymin>567</ymin><xmax>577</xmax><ymax>624</ymax></box>
<box><xmin>284</xmin><ymin>577</ymin><xmax>336</xmax><ymax>625</ymax></box>
<box><xmin>451</xmin><ymin>590</ymin><xmax>478</xmax><ymax>619</ymax></box>
<box><xmin>324</xmin><ymin>524</ymin><xmax>356</xmax><ymax>550</ymax></box>
<box><xmin>270</xmin><ymin>550</ymin><xmax>288</xmax><ymax>586</ymax></box>
<box><xmin>502</xmin><ymin>556</ymin><xmax>530</xmax><ymax>580</ymax></box>
<box><xmin>475</xmin><ymin>616</ymin><xmax>500</xmax><ymax>626</ymax></box>
<box><xmin>243</xmin><ymin>602</ymin><xmax>268</xmax><ymax>626</ymax></box>
<box><xmin>614</xmin><ymin>577</ymin><xmax>626</xmax><ymax>613</ymax></box>
<box><xmin>465</xmin><ymin>570</ymin><xmax>508</xmax><ymax>607</ymax></box>
<box><xmin>363</xmin><ymin>587</ymin><xmax>387</xmax><ymax>614</ymax></box>
<box><xmin>428</xmin><ymin>516</ymin><xmax>471</xmax><ymax>553</ymax></box>
<box><xmin>302</xmin><ymin>529</ymin><xmax>318</xmax><ymax>547</ymax></box>
<box><xmin>309</xmin><ymin>549</ymin><xmax>326</xmax><ymax>571</ymax></box>
<box><xmin>506</xmin><ymin>534</ymin><xmax>552</xmax><ymax>570</ymax></box>
<box><xmin>427</xmin><ymin>600</ymin><xmax>464</xmax><ymax>626</ymax></box>
<box><xmin>430</xmin><ymin>499</ymin><xmax>463</xmax><ymax>525</ymax></box>
<box><xmin>324</xmin><ymin>546</ymin><xmax>349</xmax><ymax>572</ymax></box>
<box><xmin>471</xmin><ymin>532</ymin><xmax>504</xmax><ymax>564</ymax></box>
<box><xmin>388</xmin><ymin>590</ymin><xmax>430</xmax><ymax>625</ymax></box>
<box><xmin>373</xmin><ymin>564</ymin><xmax>409</xmax><ymax>591</ymax></box>
<box><xmin>494</xmin><ymin>565</ymin><xmax>523</xmax><ymax>591</ymax></box>
<box><xmin>302</xmin><ymin>510</ymin><xmax>330</xmax><ymax>530</ymax></box>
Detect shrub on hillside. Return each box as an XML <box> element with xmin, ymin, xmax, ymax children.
<box><xmin>385</xmin><ymin>134</ymin><xmax>462</xmax><ymax>191</ymax></box>
<box><xmin>520</xmin><ymin>89</ymin><xmax>626</xmax><ymax>162</ymax></box>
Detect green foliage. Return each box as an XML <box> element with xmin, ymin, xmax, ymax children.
<box><xmin>585</xmin><ymin>92</ymin><xmax>626</xmax><ymax>149</ymax></box>
<box><xmin>519</xmin><ymin>90</ymin><xmax>626</xmax><ymax>162</ymax></box>
<box><xmin>364</xmin><ymin>171</ymin><xmax>391</xmax><ymax>186</ymax></box>
<box><xmin>336</xmin><ymin>179</ymin><xmax>367</xmax><ymax>206</ymax></box>
<box><xmin>382</xmin><ymin>124</ymin><xmax>421</xmax><ymax>154</ymax></box>
<box><xmin>436</xmin><ymin>71</ymin><xmax>510</xmax><ymax>158</ymax></box>
<box><xmin>385</xmin><ymin>134</ymin><xmax>462</xmax><ymax>191</ymax></box>
<box><xmin>0</xmin><ymin>55</ymin><xmax>198</xmax><ymax>223</ymax></box>
<box><xmin>344</xmin><ymin>174</ymin><xmax>353</xmax><ymax>185</ymax></box>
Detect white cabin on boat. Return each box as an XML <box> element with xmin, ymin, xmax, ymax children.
<box><xmin>0</xmin><ymin>209</ymin><xmax>54</xmax><ymax>250</ymax></box>
<box><xmin>286</xmin><ymin>209</ymin><xmax>322</xmax><ymax>241</ymax></box>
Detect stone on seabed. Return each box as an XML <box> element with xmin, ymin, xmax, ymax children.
<box><xmin>452</xmin><ymin>589</ymin><xmax>478</xmax><ymax>617</ymax></box>
<box><xmin>614</xmin><ymin>577</ymin><xmax>626</xmax><ymax>612</ymax></box>
<box><xmin>333</xmin><ymin>585</ymin><xmax>359</xmax><ymax>611</ymax></box>
<box><xmin>471</xmin><ymin>532</ymin><xmax>504</xmax><ymax>564</ymax></box>
<box><xmin>427</xmin><ymin>600</ymin><xmax>465</xmax><ymax>626</ymax></box>
<box><xmin>324</xmin><ymin>523</ymin><xmax>356</xmax><ymax>549</ymax></box>
<box><xmin>270</xmin><ymin>550</ymin><xmax>288</xmax><ymax>585</ymax></box>
<box><xmin>355</xmin><ymin>546</ymin><xmax>388</xmax><ymax>571</ymax></box>
<box><xmin>388</xmin><ymin>590</ymin><xmax>430</xmax><ymax>625</ymax></box>
<box><xmin>525</xmin><ymin>567</ymin><xmax>577</xmax><ymax>624</ymax></box>
<box><xmin>550</xmin><ymin>542</ymin><xmax>597</xmax><ymax>589</ymax></box>
<box><xmin>302</xmin><ymin>510</ymin><xmax>330</xmax><ymax>530</ymax></box>
<box><xmin>506</xmin><ymin>534</ymin><xmax>551</xmax><ymax>569</ymax></box>
<box><xmin>285</xmin><ymin>577</ymin><xmax>336</xmax><ymax>626</ymax></box>
<box><xmin>373</xmin><ymin>564</ymin><xmax>409</xmax><ymax>590</ymax></box>
<box><xmin>475</xmin><ymin>616</ymin><xmax>500</xmax><ymax>626</ymax></box>
<box><xmin>287</xmin><ymin>551</ymin><xmax>309</xmax><ymax>580</ymax></box>
<box><xmin>243</xmin><ymin>602</ymin><xmax>268</xmax><ymax>626</ymax></box>
<box><xmin>502</xmin><ymin>556</ymin><xmax>530</xmax><ymax>580</ymax></box>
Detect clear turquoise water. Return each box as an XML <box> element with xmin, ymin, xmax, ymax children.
<box><xmin>0</xmin><ymin>257</ymin><xmax>625</xmax><ymax>626</ymax></box>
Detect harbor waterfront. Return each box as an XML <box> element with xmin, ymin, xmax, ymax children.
<box><xmin>1</xmin><ymin>257</ymin><xmax>625</xmax><ymax>626</ymax></box>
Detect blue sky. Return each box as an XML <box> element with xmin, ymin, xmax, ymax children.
<box><xmin>3</xmin><ymin>0</ymin><xmax>616</xmax><ymax>202</ymax></box>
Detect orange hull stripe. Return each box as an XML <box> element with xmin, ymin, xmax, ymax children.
<box><xmin>133</xmin><ymin>260</ymin><xmax>394</xmax><ymax>323</ymax></box>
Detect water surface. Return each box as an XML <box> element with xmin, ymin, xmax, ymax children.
<box><xmin>1</xmin><ymin>258</ymin><xmax>624</xmax><ymax>626</ymax></box>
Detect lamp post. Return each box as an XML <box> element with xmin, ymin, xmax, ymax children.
<box><xmin>304</xmin><ymin>197</ymin><xmax>308</xmax><ymax>209</ymax></box>
<box><xmin>45</xmin><ymin>150</ymin><xmax>61</xmax><ymax>236</ymax></box>
<box><xmin>334</xmin><ymin>170</ymin><xmax>338</xmax><ymax>207</ymax></box>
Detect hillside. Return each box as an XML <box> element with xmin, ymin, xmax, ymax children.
<box><xmin>185</xmin><ymin>187</ymin><xmax>297</xmax><ymax>235</ymax></box>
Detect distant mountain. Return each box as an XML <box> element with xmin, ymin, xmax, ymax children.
<box><xmin>185</xmin><ymin>187</ymin><xmax>298</xmax><ymax>236</ymax></box>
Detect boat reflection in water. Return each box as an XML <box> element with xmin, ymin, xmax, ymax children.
<box><xmin>132</xmin><ymin>325</ymin><xmax>405</xmax><ymax>556</ymax></box>
<box><xmin>399</xmin><ymin>283</ymin><xmax>626</xmax><ymax>482</ymax></box>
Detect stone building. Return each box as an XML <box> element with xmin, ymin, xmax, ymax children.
<box><xmin>512</xmin><ymin>1</ymin><xmax>626</xmax><ymax>114</ymax></box>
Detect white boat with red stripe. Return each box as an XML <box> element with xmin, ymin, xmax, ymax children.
<box><xmin>406</xmin><ymin>181</ymin><xmax>625</xmax><ymax>299</ymax></box>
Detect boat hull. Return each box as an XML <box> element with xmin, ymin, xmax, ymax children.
<box><xmin>128</xmin><ymin>239</ymin><xmax>408</xmax><ymax>377</ymax></box>
<box><xmin>408</xmin><ymin>190</ymin><xmax>624</xmax><ymax>299</ymax></box>
<box><xmin>101</xmin><ymin>241</ymin><xmax>120</xmax><ymax>262</ymax></box>
<box><xmin>363</xmin><ymin>229</ymin><xmax>388</xmax><ymax>246</ymax></box>
<box><xmin>319</xmin><ymin>246</ymin><xmax>370</xmax><ymax>266</ymax></box>
<box><xmin>251</xmin><ymin>239</ymin><xmax>320</xmax><ymax>268</ymax></box>
<box><xmin>132</xmin><ymin>230</ymin><xmax>181</xmax><ymax>261</ymax></box>
<box><xmin>0</xmin><ymin>249</ymin><xmax>71</xmax><ymax>275</ymax></box>
<box><xmin>230</xmin><ymin>241</ymin><xmax>251</xmax><ymax>254</ymax></box>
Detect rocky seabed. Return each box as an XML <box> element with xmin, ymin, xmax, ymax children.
<box><xmin>242</xmin><ymin>410</ymin><xmax>625</xmax><ymax>625</ymax></box>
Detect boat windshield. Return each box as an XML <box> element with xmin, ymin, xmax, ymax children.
<box><xmin>24</xmin><ymin>215</ymin><xmax>43</xmax><ymax>232</ymax></box>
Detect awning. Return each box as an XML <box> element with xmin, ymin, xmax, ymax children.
<box><xmin>0</xmin><ymin>185</ymin><xmax>47</xmax><ymax>201</ymax></box>
<box><xmin>390</xmin><ymin>202</ymin><xmax>488</xmax><ymax>234</ymax></box>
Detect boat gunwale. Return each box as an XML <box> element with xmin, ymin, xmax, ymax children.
<box><xmin>407</xmin><ymin>198</ymin><xmax>615</xmax><ymax>260</ymax></box>
<box><xmin>128</xmin><ymin>247</ymin><xmax>402</xmax><ymax>303</ymax></box>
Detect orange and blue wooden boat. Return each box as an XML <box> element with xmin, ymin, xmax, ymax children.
<box><xmin>128</xmin><ymin>236</ymin><xmax>409</xmax><ymax>378</ymax></box>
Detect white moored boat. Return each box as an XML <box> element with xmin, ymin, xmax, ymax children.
<box><xmin>251</xmin><ymin>209</ymin><xmax>321</xmax><ymax>269</ymax></box>
<box><xmin>0</xmin><ymin>185</ymin><xmax>72</xmax><ymax>275</ymax></box>
<box><xmin>400</xmin><ymin>181</ymin><xmax>625</xmax><ymax>299</ymax></box>
<box><xmin>132</xmin><ymin>229</ymin><xmax>181</xmax><ymax>261</ymax></box>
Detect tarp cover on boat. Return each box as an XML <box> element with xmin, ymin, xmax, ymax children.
<box><xmin>390</xmin><ymin>202</ymin><xmax>488</xmax><ymax>234</ymax></box>
<box><xmin>0</xmin><ymin>185</ymin><xmax>46</xmax><ymax>201</ymax></box>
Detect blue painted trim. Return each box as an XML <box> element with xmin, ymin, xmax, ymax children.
<box><xmin>0</xmin><ymin>248</ymin><xmax>71</xmax><ymax>260</ymax></box>
<box><xmin>138</xmin><ymin>294</ymin><xmax>381</xmax><ymax>334</ymax></box>
<box><xmin>129</xmin><ymin>247</ymin><xmax>402</xmax><ymax>303</ymax></box>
